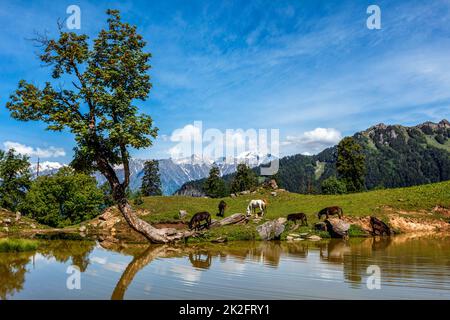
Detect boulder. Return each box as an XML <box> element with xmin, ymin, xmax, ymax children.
<box><xmin>325</xmin><ymin>218</ymin><xmax>350</xmax><ymax>238</ymax></box>
<box><xmin>307</xmin><ymin>235</ymin><xmax>322</xmax><ymax>241</ymax></box>
<box><xmin>286</xmin><ymin>236</ymin><xmax>294</xmax><ymax>241</ymax></box>
<box><xmin>79</xmin><ymin>225</ymin><xmax>87</xmax><ymax>233</ymax></box>
<box><xmin>179</xmin><ymin>210</ymin><xmax>188</xmax><ymax>219</ymax></box>
<box><xmin>264</xmin><ymin>179</ymin><xmax>279</xmax><ymax>190</ymax></box>
<box><xmin>230</xmin><ymin>193</ymin><xmax>237</xmax><ymax>198</ymax></box>
<box><xmin>270</xmin><ymin>192</ymin><xmax>277</xmax><ymax>197</ymax></box>
<box><xmin>240</xmin><ymin>190</ymin><xmax>250</xmax><ymax>195</ymax></box>
<box><xmin>2</xmin><ymin>218</ymin><xmax>12</xmax><ymax>225</ymax></box>
<box><xmin>15</xmin><ymin>212</ymin><xmax>21</xmax><ymax>221</ymax></box>
<box><xmin>277</xmin><ymin>217</ymin><xmax>287</xmax><ymax>224</ymax></box>
<box><xmin>256</xmin><ymin>219</ymin><xmax>286</xmax><ymax>240</ymax></box>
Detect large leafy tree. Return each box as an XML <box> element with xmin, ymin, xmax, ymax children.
<box><xmin>6</xmin><ymin>10</ymin><xmax>191</xmax><ymax>242</ymax></box>
<box><xmin>203</xmin><ymin>165</ymin><xmax>227</xmax><ymax>198</ymax></box>
<box><xmin>20</xmin><ymin>167</ymin><xmax>104</xmax><ymax>227</ymax></box>
<box><xmin>230</xmin><ymin>163</ymin><xmax>258</xmax><ymax>194</ymax></box>
<box><xmin>336</xmin><ymin>137</ymin><xmax>366</xmax><ymax>192</ymax></box>
<box><xmin>141</xmin><ymin>160</ymin><xmax>162</xmax><ymax>196</ymax></box>
<box><xmin>0</xmin><ymin>149</ymin><xmax>31</xmax><ymax>211</ymax></box>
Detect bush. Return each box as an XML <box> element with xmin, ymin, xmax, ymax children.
<box><xmin>20</xmin><ymin>167</ymin><xmax>104</xmax><ymax>227</ymax></box>
<box><xmin>321</xmin><ymin>176</ymin><xmax>347</xmax><ymax>195</ymax></box>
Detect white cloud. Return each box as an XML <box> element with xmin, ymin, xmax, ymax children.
<box><xmin>168</xmin><ymin>123</ymin><xmax>203</xmax><ymax>159</ymax></box>
<box><xmin>3</xmin><ymin>141</ymin><xmax>66</xmax><ymax>158</ymax></box>
<box><xmin>282</xmin><ymin>128</ymin><xmax>342</xmax><ymax>154</ymax></box>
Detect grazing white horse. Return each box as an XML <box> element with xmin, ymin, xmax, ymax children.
<box><xmin>246</xmin><ymin>199</ymin><xmax>268</xmax><ymax>217</ymax></box>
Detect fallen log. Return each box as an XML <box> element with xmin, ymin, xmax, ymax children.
<box><xmin>210</xmin><ymin>213</ymin><xmax>249</xmax><ymax>228</ymax></box>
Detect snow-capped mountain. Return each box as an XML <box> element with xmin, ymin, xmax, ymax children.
<box><xmin>30</xmin><ymin>161</ymin><xmax>65</xmax><ymax>177</ymax></box>
<box><xmin>29</xmin><ymin>152</ymin><xmax>274</xmax><ymax>195</ymax></box>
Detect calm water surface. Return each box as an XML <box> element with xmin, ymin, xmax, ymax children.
<box><xmin>1</xmin><ymin>234</ymin><xmax>450</xmax><ymax>299</ymax></box>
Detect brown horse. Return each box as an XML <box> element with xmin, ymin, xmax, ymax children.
<box><xmin>189</xmin><ymin>211</ymin><xmax>211</xmax><ymax>230</ymax></box>
<box><xmin>217</xmin><ymin>200</ymin><xmax>227</xmax><ymax>217</ymax></box>
<box><xmin>317</xmin><ymin>206</ymin><xmax>344</xmax><ymax>220</ymax></box>
<box><xmin>287</xmin><ymin>213</ymin><xmax>308</xmax><ymax>226</ymax></box>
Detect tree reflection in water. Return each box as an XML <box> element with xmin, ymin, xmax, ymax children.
<box><xmin>0</xmin><ymin>240</ymin><xmax>95</xmax><ymax>299</ymax></box>
<box><xmin>0</xmin><ymin>251</ymin><xmax>34</xmax><ymax>299</ymax></box>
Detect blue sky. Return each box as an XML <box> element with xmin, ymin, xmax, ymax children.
<box><xmin>1</xmin><ymin>0</ymin><xmax>449</xmax><ymax>165</ymax></box>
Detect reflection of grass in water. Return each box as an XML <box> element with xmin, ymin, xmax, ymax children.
<box><xmin>0</xmin><ymin>239</ymin><xmax>38</xmax><ymax>252</ymax></box>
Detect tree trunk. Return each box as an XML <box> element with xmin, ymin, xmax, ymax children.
<box><xmin>111</xmin><ymin>245</ymin><xmax>185</xmax><ymax>299</ymax></box>
<box><xmin>94</xmin><ymin>151</ymin><xmax>195</xmax><ymax>244</ymax></box>
<box><xmin>116</xmin><ymin>198</ymin><xmax>195</xmax><ymax>243</ymax></box>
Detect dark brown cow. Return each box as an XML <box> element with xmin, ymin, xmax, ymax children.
<box><xmin>287</xmin><ymin>213</ymin><xmax>308</xmax><ymax>226</ymax></box>
<box><xmin>317</xmin><ymin>206</ymin><xmax>344</xmax><ymax>220</ymax></box>
<box><xmin>189</xmin><ymin>211</ymin><xmax>211</xmax><ymax>231</ymax></box>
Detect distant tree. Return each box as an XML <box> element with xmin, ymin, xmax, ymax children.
<box><xmin>203</xmin><ymin>165</ymin><xmax>226</xmax><ymax>198</ymax></box>
<box><xmin>0</xmin><ymin>149</ymin><xmax>31</xmax><ymax>211</ymax></box>
<box><xmin>337</xmin><ymin>137</ymin><xmax>366</xmax><ymax>192</ymax></box>
<box><xmin>4</xmin><ymin>10</ymin><xmax>190</xmax><ymax>243</ymax></box>
<box><xmin>20</xmin><ymin>167</ymin><xmax>104</xmax><ymax>227</ymax></box>
<box><xmin>230</xmin><ymin>163</ymin><xmax>258</xmax><ymax>193</ymax></box>
<box><xmin>320</xmin><ymin>176</ymin><xmax>347</xmax><ymax>195</ymax></box>
<box><xmin>141</xmin><ymin>160</ymin><xmax>162</xmax><ymax>196</ymax></box>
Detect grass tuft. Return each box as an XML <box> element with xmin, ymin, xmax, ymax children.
<box><xmin>0</xmin><ymin>239</ymin><xmax>39</xmax><ymax>252</ymax></box>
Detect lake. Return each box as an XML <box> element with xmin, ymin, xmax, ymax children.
<box><xmin>1</xmin><ymin>234</ymin><xmax>450</xmax><ymax>299</ymax></box>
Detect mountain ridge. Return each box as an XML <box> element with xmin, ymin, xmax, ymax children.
<box><xmin>175</xmin><ymin>119</ymin><xmax>450</xmax><ymax>195</ymax></box>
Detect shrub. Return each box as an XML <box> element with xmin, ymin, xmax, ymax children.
<box><xmin>321</xmin><ymin>176</ymin><xmax>347</xmax><ymax>194</ymax></box>
<box><xmin>20</xmin><ymin>167</ymin><xmax>104</xmax><ymax>227</ymax></box>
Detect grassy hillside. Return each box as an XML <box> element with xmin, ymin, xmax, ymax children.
<box><xmin>137</xmin><ymin>180</ymin><xmax>450</xmax><ymax>225</ymax></box>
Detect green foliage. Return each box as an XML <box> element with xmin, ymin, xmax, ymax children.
<box><xmin>0</xmin><ymin>239</ymin><xmax>38</xmax><ymax>252</ymax></box>
<box><xmin>321</xmin><ymin>176</ymin><xmax>347</xmax><ymax>195</ymax></box>
<box><xmin>203</xmin><ymin>165</ymin><xmax>227</xmax><ymax>198</ymax></box>
<box><xmin>141</xmin><ymin>160</ymin><xmax>162</xmax><ymax>196</ymax></box>
<box><xmin>435</xmin><ymin>134</ymin><xmax>447</xmax><ymax>144</ymax></box>
<box><xmin>337</xmin><ymin>137</ymin><xmax>366</xmax><ymax>192</ymax></box>
<box><xmin>230</xmin><ymin>163</ymin><xmax>258</xmax><ymax>194</ymax></box>
<box><xmin>348</xmin><ymin>224</ymin><xmax>368</xmax><ymax>237</ymax></box>
<box><xmin>20</xmin><ymin>167</ymin><xmax>104</xmax><ymax>227</ymax></box>
<box><xmin>0</xmin><ymin>149</ymin><xmax>31</xmax><ymax>211</ymax></box>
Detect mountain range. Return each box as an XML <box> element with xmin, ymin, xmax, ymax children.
<box><xmin>33</xmin><ymin>152</ymin><xmax>271</xmax><ymax>195</ymax></box>
<box><xmin>32</xmin><ymin>119</ymin><xmax>450</xmax><ymax>195</ymax></box>
<box><xmin>175</xmin><ymin>119</ymin><xmax>450</xmax><ymax>195</ymax></box>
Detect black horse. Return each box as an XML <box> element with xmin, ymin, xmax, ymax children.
<box><xmin>317</xmin><ymin>206</ymin><xmax>344</xmax><ymax>220</ymax></box>
<box><xmin>287</xmin><ymin>213</ymin><xmax>308</xmax><ymax>226</ymax></box>
<box><xmin>189</xmin><ymin>211</ymin><xmax>211</xmax><ymax>230</ymax></box>
<box><xmin>217</xmin><ymin>200</ymin><xmax>227</xmax><ymax>217</ymax></box>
